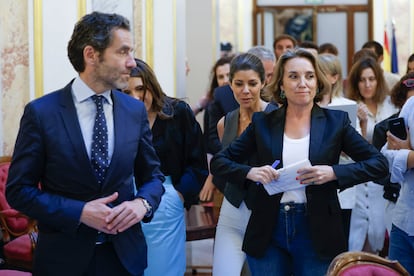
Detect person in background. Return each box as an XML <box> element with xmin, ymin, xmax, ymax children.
<box><xmin>406</xmin><ymin>53</ymin><xmax>414</xmax><ymax>74</ymax></box>
<box><xmin>381</xmin><ymin>88</ymin><xmax>414</xmax><ymax>275</ymax></box>
<box><xmin>372</xmin><ymin>72</ymin><xmax>414</xmax><ymax>235</ymax></box>
<box><xmin>210</xmin><ymin>48</ymin><xmax>389</xmax><ymax>275</ymax></box>
<box><xmin>196</xmin><ymin>56</ymin><xmax>233</xmax><ymax>211</ymax></box>
<box><xmin>246</xmin><ymin>46</ymin><xmax>277</xmax><ymax>102</ymax></box>
<box><xmin>204</xmin><ymin>46</ymin><xmax>276</xmax><ymax>197</ymax></box>
<box><xmin>347</xmin><ymin>56</ymin><xmax>399</xmax><ymax>254</ymax></box>
<box><xmin>247</xmin><ymin>46</ymin><xmax>277</xmax><ymax>85</ymax></box>
<box><xmin>352</xmin><ymin>48</ymin><xmax>378</xmax><ymax>65</ymax></box>
<box><xmin>212</xmin><ymin>53</ymin><xmax>278</xmax><ymax>276</ymax></box>
<box><xmin>124</xmin><ymin>58</ymin><xmax>208</xmax><ymax>275</ymax></box>
<box><xmin>6</xmin><ymin>12</ymin><xmax>165</xmax><ymax>276</ymax></box>
<box><xmin>185</xmin><ymin>57</ymin><xmax>191</xmax><ymax>76</ymax></box>
<box><xmin>273</xmin><ymin>34</ymin><xmax>297</xmax><ymax>60</ymax></box>
<box><xmin>318</xmin><ymin>42</ymin><xmax>339</xmax><ymax>56</ymax></box>
<box><xmin>298</xmin><ymin>40</ymin><xmax>319</xmax><ymax>56</ymax></box>
<box><xmin>318</xmin><ymin>53</ymin><xmax>353</xmax><ymax>106</ymax></box>
<box><xmin>192</xmin><ymin>56</ymin><xmax>233</xmax><ymax>117</ymax></box>
<box><xmin>317</xmin><ymin>53</ymin><xmax>359</xmax><ymax>243</ymax></box>
<box><xmin>346</xmin><ymin>48</ymin><xmax>379</xmax><ymax>93</ymax></box>
<box><xmin>362</xmin><ymin>40</ymin><xmax>400</xmax><ymax>91</ymax></box>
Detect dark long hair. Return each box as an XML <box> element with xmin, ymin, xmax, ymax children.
<box><xmin>390</xmin><ymin>72</ymin><xmax>414</xmax><ymax>108</ymax></box>
<box><xmin>130</xmin><ymin>58</ymin><xmax>175</xmax><ymax>119</ymax></box>
<box><xmin>206</xmin><ymin>56</ymin><xmax>234</xmax><ymax>101</ymax></box>
<box><xmin>229</xmin><ymin>53</ymin><xmax>265</xmax><ymax>83</ymax></box>
<box><xmin>346</xmin><ymin>57</ymin><xmax>387</xmax><ymax>104</ymax></box>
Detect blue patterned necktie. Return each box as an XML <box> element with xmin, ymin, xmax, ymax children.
<box><xmin>91</xmin><ymin>95</ymin><xmax>108</xmax><ymax>185</ymax></box>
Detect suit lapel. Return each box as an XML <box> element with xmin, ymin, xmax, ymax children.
<box><xmin>309</xmin><ymin>105</ymin><xmax>326</xmax><ymax>162</ymax></box>
<box><xmin>58</xmin><ymin>82</ymin><xmax>90</xmax><ymax>163</ymax></box>
<box><xmin>270</xmin><ymin>107</ymin><xmax>285</xmax><ymax>168</ymax></box>
<box><xmin>58</xmin><ymin>82</ymin><xmax>97</xmax><ymax>186</ymax></box>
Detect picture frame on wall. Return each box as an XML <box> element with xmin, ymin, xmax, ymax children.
<box><xmin>273</xmin><ymin>8</ymin><xmax>315</xmax><ymax>43</ymax></box>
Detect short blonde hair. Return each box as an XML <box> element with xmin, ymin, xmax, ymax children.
<box><xmin>318</xmin><ymin>53</ymin><xmax>343</xmax><ymax>98</ymax></box>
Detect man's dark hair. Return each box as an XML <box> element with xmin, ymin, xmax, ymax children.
<box><xmin>298</xmin><ymin>40</ymin><xmax>318</xmax><ymax>51</ymax></box>
<box><xmin>67</xmin><ymin>12</ymin><xmax>130</xmax><ymax>72</ymax></box>
<box><xmin>318</xmin><ymin>42</ymin><xmax>338</xmax><ymax>56</ymax></box>
<box><xmin>362</xmin><ymin>40</ymin><xmax>384</xmax><ymax>58</ymax></box>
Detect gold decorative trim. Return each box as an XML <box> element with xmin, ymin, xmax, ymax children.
<box><xmin>145</xmin><ymin>0</ymin><xmax>154</xmax><ymax>67</ymax></box>
<box><xmin>78</xmin><ymin>0</ymin><xmax>86</xmax><ymax>19</ymax></box>
<box><xmin>212</xmin><ymin>0</ymin><xmax>217</xmax><ymax>59</ymax></box>
<box><xmin>33</xmin><ymin>0</ymin><xmax>43</xmax><ymax>98</ymax></box>
<box><xmin>237</xmin><ymin>0</ymin><xmax>244</xmax><ymax>51</ymax></box>
<box><xmin>173</xmin><ymin>0</ymin><xmax>177</xmax><ymax>97</ymax></box>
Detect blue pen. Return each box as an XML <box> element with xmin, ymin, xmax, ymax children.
<box><xmin>272</xmin><ymin>160</ymin><xmax>280</xmax><ymax>169</ymax></box>
<box><xmin>256</xmin><ymin>160</ymin><xmax>280</xmax><ymax>185</ymax></box>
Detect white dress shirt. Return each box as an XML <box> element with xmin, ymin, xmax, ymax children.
<box><xmin>71</xmin><ymin>77</ymin><xmax>114</xmax><ymax>162</ymax></box>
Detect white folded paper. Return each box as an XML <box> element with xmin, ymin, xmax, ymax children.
<box><xmin>262</xmin><ymin>159</ymin><xmax>312</xmax><ymax>196</ymax></box>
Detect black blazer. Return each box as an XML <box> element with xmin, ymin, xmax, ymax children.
<box><xmin>151</xmin><ymin>97</ymin><xmax>208</xmax><ymax>208</ymax></box>
<box><xmin>211</xmin><ymin>105</ymin><xmax>389</xmax><ymax>258</ymax></box>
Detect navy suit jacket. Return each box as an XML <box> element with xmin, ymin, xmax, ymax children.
<box><xmin>6</xmin><ymin>81</ymin><xmax>165</xmax><ymax>275</ymax></box>
<box><xmin>211</xmin><ymin>105</ymin><xmax>389</xmax><ymax>258</ymax></box>
<box><xmin>207</xmin><ymin>85</ymin><xmax>239</xmax><ymax>154</ymax></box>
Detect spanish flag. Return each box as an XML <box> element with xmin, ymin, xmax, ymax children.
<box><xmin>383</xmin><ymin>28</ymin><xmax>391</xmax><ymax>72</ymax></box>
<box><xmin>391</xmin><ymin>24</ymin><xmax>399</xmax><ymax>74</ymax></box>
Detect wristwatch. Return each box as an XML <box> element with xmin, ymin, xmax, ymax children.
<box><xmin>140</xmin><ymin>198</ymin><xmax>153</xmax><ymax>217</ymax></box>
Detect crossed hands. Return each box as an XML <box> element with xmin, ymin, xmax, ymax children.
<box><xmin>80</xmin><ymin>192</ymin><xmax>147</xmax><ymax>235</ymax></box>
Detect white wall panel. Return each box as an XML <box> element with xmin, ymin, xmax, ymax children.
<box><xmin>42</xmin><ymin>0</ymin><xmax>77</xmax><ymax>92</ymax></box>
<box><xmin>153</xmin><ymin>0</ymin><xmax>175</xmax><ymax>97</ymax></box>
<box><xmin>317</xmin><ymin>12</ymin><xmax>347</xmax><ymax>77</ymax></box>
<box><xmin>354</xmin><ymin>12</ymin><xmax>369</xmax><ymax>52</ymax></box>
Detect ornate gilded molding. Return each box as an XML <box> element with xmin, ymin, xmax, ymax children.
<box><xmin>173</xmin><ymin>0</ymin><xmax>177</xmax><ymax>97</ymax></box>
<box><xmin>78</xmin><ymin>0</ymin><xmax>86</xmax><ymax>19</ymax></box>
<box><xmin>145</xmin><ymin>0</ymin><xmax>154</xmax><ymax>67</ymax></box>
<box><xmin>33</xmin><ymin>0</ymin><xmax>43</xmax><ymax>98</ymax></box>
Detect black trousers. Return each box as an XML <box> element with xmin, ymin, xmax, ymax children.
<box><xmin>85</xmin><ymin>242</ymin><xmax>136</xmax><ymax>276</ymax></box>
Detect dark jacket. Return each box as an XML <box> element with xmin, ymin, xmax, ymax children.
<box><xmin>151</xmin><ymin>97</ymin><xmax>208</xmax><ymax>208</ymax></box>
<box><xmin>6</xmin><ymin>81</ymin><xmax>165</xmax><ymax>275</ymax></box>
<box><xmin>211</xmin><ymin>105</ymin><xmax>389</xmax><ymax>258</ymax></box>
<box><xmin>372</xmin><ymin>112</ymin><xmax>401</xmax><ymax>202</ymax></box>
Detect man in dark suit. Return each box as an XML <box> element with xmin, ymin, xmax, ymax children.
<box><xmin>6</xmin><ymin>12</ymin><xmax>164</xmax><ymax>276</ymax></box>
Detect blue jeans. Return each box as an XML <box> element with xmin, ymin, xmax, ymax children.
<box><xmin>389</xmin><ymin>224</ymin><xmax>414</xmax><ymax>275</ymax></box>
<box><xmin>246</xmin><ymin>202</ymin><xmax>331</xmax><ymax>276</ymax></box>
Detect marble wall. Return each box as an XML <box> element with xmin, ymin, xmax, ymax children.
<box><xmin>0</xmin><ymin>0</ymin><xmax>29</xmax><ymax>156</ymax></box>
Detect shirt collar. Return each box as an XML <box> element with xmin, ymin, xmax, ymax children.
<box><xmin>72</xmin><ymin>76</ymin><xmax>113</xmax><ymax>105</ymax></box>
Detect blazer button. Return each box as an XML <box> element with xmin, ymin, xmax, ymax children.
<box><xmin>284</xmin><ymin>205</ymin><xmax>290</xmax><ymax>211</ymax></box>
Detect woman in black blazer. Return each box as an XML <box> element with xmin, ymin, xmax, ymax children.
<box><xmin>210</xmin><ymin>48</ymin><xmax>389</xmax><ymax>275</ymax></box>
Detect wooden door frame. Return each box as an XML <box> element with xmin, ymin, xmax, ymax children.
<box><xmin>252</xmin><ymin>0</ymin><xmax>373</xmax><ymax>73</ymax></box>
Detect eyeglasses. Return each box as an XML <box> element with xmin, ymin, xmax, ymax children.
<box><xmin>402</xmin><ymin>78</ymin><xmax>414</xmax><ymax>88</ymax></box>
